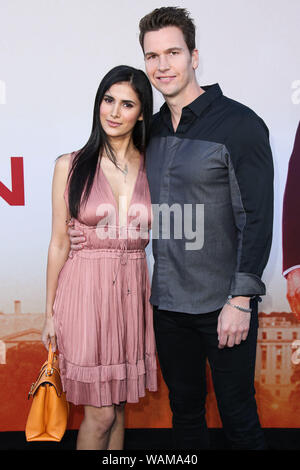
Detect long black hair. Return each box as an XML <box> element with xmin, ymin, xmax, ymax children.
<box><xmin>63</xmin><ymin>65</ymin><xmax>153</xmax><ymax>219</ymax></box>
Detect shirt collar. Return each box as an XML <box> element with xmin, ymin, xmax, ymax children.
<box><xmin>159</xmin><ymin>83</ymin><xmax>223</xmax><ymax>124</ymax></box>
<box><xmin>187</xmin><ymin>83</ymin><xmax>223</xmax><ymax>116</ymax></box>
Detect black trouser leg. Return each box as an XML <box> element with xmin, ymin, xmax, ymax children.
<box><xmin>206</xmin><ymin>299</ymin><xmax>266</xmax><ymax>450</ymax></box>
<box><xmin>153</xmin><ymin>303</ymin><xmax>265</xmax><ymax>450</ymax></box>
<box><xmin>153</xmin><ymin>307</ymin><xmax>210</xmax><ymax>449</ymax></box>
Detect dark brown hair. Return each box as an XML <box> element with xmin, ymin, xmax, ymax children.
<box><xmin>60</xmin><ymin>66</ymin><xmax>153</xmax><ymax>219</ymax></box>
<box><xmin>139</xmin><ymin>7</ymin><xmax>196</xmax><ymax>54</ymax></box>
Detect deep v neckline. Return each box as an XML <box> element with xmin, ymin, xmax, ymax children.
<box><xmin>100</xmin><ymin>153</ymin><xmax>142</xmax><ymax>226</ymax></box>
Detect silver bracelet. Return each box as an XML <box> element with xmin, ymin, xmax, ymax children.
<box><xmin>226</xmin><ymin>296</ymin><xmax>252</xmax><ymax>313</ymax></box>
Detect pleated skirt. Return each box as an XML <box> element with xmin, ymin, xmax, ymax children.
<box><xmin>53</xmin><ymin>248</ymin><xmax>157</xmax><ymax>407</ymax></box>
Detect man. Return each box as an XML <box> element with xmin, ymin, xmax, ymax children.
<box><xmin>69</xmin><ymin>7</ymin><xmax>274</xmax><ymax>450</ymax></box>
<box><xmin>282</xmin><ymin>122</ymin><xmax>300</xmax><ymax>318</ymax></box>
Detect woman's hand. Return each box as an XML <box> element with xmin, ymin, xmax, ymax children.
<box><xmin>41</xmin><ymin>314</ymin><xmax>57</xmax><ymax>352</ymax></box>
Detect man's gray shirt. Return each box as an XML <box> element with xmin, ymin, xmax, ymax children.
<box><xmin>146</xmin><ymin>84</ymin><xmax>274</xmax><ymax>314</ymax></box>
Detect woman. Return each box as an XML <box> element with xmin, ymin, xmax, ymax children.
<box><xmin>41</xmin><ymin>65</ymin><xmax>157</xmax><ymax>450</ymax></box>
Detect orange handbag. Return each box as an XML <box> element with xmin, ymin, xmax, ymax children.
<box><xmin>25</xmin><ymin>344</ymin><xmax>69</xmax><ymax>442</ymax></box>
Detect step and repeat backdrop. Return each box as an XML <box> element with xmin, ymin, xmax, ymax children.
<box><xmin>0</xmin><ymin>0</ymin><xmax>300</xmax><ymax>431</ymax></box>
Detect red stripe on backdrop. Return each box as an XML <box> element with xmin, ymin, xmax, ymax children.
<box><xmin>0</xmin><ymin>157</ymin><xmax>25</xmax><ymax>206</ymax></box>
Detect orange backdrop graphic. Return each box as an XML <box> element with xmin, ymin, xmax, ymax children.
<box><xmin>0</xmin><ymin>306</ymin><xmax>300</xmax><ymax>431</ymax></box>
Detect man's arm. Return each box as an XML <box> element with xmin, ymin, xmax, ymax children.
<box><xmin>282</xmin><ymin>122</ymin><xmax>300</xmax><ymax>273</ymax></box>
<box><xmin>227</xmin><ymin>112</ymin><xmax>274</xmax><ymax>296</ymax></box>
<box><xmin>218</xmin><ymin>111</ymin><xmax>274</xmax><ymax>348</ymax></box>
<box><xmin>282</xmin><ymin>123</ymin><xmax>300</xmax><ymax>316</ymax></box>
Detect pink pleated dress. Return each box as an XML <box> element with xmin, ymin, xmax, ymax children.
<box><xmin>53</xmin><ymin>151</ymin><xmax>157</xmax><ymax>407</ymax></box>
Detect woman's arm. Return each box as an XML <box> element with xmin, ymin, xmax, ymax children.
<box><xmin>42</xmin><ymin>153</ymin><xmax>71</xmax><ymax>350</ymax></box>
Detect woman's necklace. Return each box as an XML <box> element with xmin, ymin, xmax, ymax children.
<box><xmin>117</xmin><ymin>161</ymin><xmax>129</xmax><ymax>183</ymax></box>
<box><xmin>101</xmin><ymin>152</ymin><xmax>130</xmax><ymax>183</ymax></box>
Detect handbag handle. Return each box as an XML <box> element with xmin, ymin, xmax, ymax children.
<box><xmin>46</xmin><ymin>343</ymin><xmax>54</xmax><ymax>376</ymax></box>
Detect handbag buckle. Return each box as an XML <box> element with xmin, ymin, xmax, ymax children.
<box><xmin>28</xmin><ymin>383</ymin><xmax>35</xmax><ymax>400</ymax></box>
<box><xmin>45</xmin><ymin>368</ymin><xmax>54</xmax><ymax>377</ymax></box>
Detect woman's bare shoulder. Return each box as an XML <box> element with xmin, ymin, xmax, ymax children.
<box><xmin>54</xmin><ymin>152</ymin><xmax>75</xmax><ymax>177</ymax></box>
<box><xmin>52</xmin><ymin>153</ymin><xmax>74</xmax><ymax>189</ymax></box>
<box><xmin>55</xmin><ymin>152</ymin><xmax>73</xmax><ymax>167</ymax></box>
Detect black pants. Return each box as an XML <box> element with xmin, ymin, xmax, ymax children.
<box><xmin>153</xmin><ymin>299</ymin><xmax>266</xmax><ymax>450</ymax></box>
